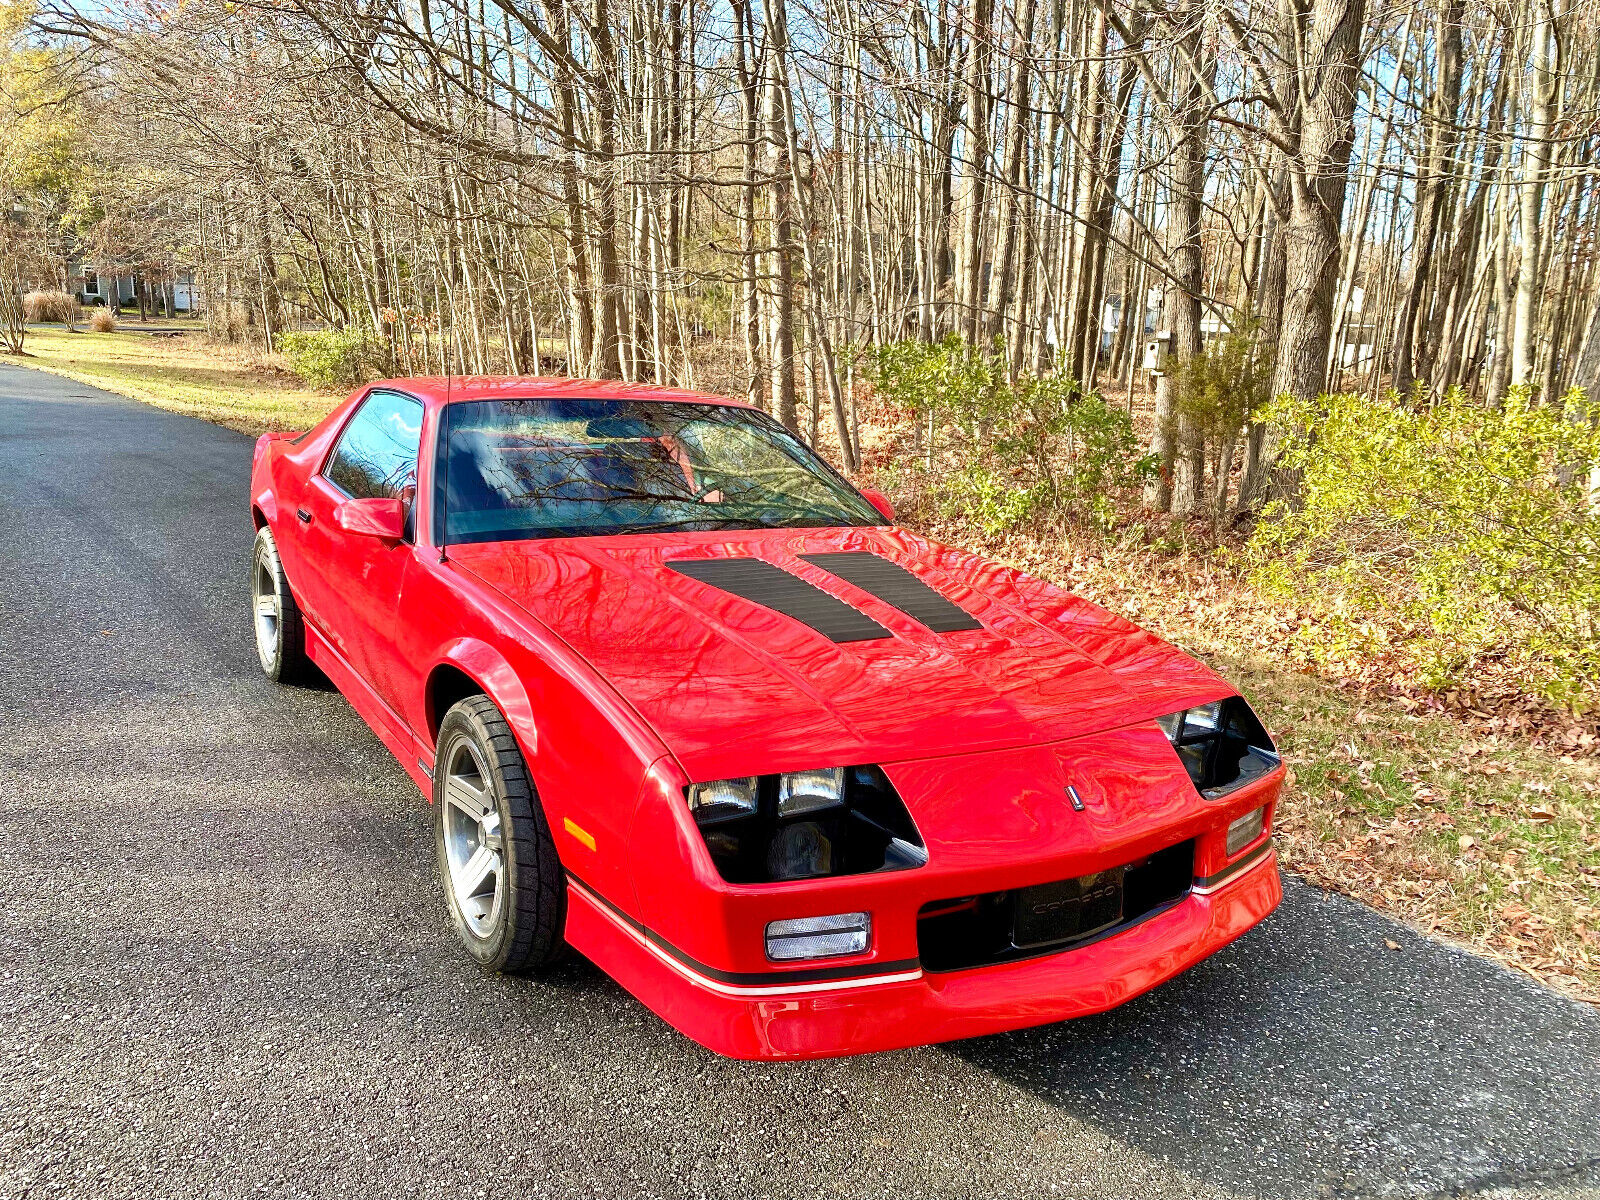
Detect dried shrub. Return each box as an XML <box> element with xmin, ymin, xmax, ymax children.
<box><xmin>0</xmin><ymin>273</ymin><xmax>23</xmax><ymax>353</ymax></box>
<box><xmin>207</xmin><ymin>301</ymin><xmax>251</xmax><ymax>344</ymax></box>
<box><xmin>89</xmin><ymin>308</ymin><xmax>118</xmax><ymax>333</ymax></box>
<box><xmin>23</xmin><ymin>290</ymin><xmax>81</xmax><ymax>326</ymax></box>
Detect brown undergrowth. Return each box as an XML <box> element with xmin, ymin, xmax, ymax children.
<box><xmin>875</xmin><ymin>473</ymin><xmax>1600</xmax><ymax>1005</ymax></box>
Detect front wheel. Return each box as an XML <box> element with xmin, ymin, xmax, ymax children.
<box><xmin>434</xmin><ymin>695</ymin><xmax>567</xmax><ymax>973</ymax></box>
<box><xmin>251</xmin><ymin>526</ymin><xmax>309</xmax><ymax>684</ymax></box>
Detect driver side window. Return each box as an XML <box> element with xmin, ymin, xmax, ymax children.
<box><xmin>325</xmin><ymin>390</ymin><xmax>424</xmax><ymax>501</ymax></box>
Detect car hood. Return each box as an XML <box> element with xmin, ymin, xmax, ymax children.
<box><xmin>447</xmin><ymin>526</ymin><xmax>1232</xmax><ymax>781</ymax></box>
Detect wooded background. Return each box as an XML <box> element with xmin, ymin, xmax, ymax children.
<box><xmin>7</xmin><ymin>0</ymin><xmax>1600</xmax><ymax>1002</ymax></box>
<box><xmin>6</xmin><ymin>0</ymin><xmax>1600</xmax><ymax>516</ymax></box>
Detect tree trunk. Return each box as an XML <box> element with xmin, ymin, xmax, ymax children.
<box><xmin>955</xmin><ymin>0</ymin><xmax>992</xmax><ymax>344</ymax></box>
<box><xmin>1250</xmin><ymin>0</ymin><xmax>1369</xmax><ymax>509</ymax></box>
<box><xmin>765</xmin><ymin>0</ymin><xmax>798</xmax><ymax>428</ymax></box>
<box><xmin>1148</xmin><ymin>1</ymin><xmax>1210</xmax><ymax>515</ymax></box>
<box><xmin>1511</xmin><ymin>0</ymin><xmax>1556</xmax><ymax>391</ymax></box>
<box><xmin>1236</xmin><ymin>168</ymin><xmax>1289</xmax><ymax>513</ymax></box>
<box><xmin>985</xmin><ymin>0</ymin><xmax>1036</xmax><ymax>347</ymax></box>
<box><xmin>731</xmin><ymin>0</ymin><xmax>765</xmax><ymax>409</ymax></box>
<box><xmin>1391</xmin><ymin>0</ymin><xmax>1462</xmax><ymax>395</ymax></box>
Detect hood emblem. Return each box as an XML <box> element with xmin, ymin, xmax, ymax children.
<box><xmin>1066</xmin><ymin>785</ymin><xmax>1086</xmax><ymax>812</ymax></box>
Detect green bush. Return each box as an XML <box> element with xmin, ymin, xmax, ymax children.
<box><xmin>1165</xmin><ymin>316</ymin><xmax>1274</xmax><ymax>519</ymax></box>
<box><xmin>277</xmin><ymin>328</ymin><xmax>378</xmax><ymax>391</ymax></box>
<box><xmin>869</xmin><ymin>336</ymin><xmax>1153</xmax><ymax>534</ymax></box>
<box><xmin>1249</xmin><ymin>387</ymin><xmax>1600</xmax><ymax>709</ymax></box>
<box><xmin>941</xmin><ymin>462</ymin><xmax>1043</xmax><ymax>535</ymax></box>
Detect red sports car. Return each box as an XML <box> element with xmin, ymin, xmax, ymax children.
<box><xmin>249</xmin><ymin>376</ymin><xmax>1284</xmax><ymax>1060</ymax></box>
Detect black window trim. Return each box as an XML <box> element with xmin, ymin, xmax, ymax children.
<box><xmin>320</xmin><ymin>386</ymin><xmax>427</xmax><ymax>539</ymax></box>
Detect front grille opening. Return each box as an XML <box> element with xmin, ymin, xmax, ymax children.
<box><xmin>917</xmin><ymin>839</ymin><xmax>1194</xmax><ymax>973</ymax></box>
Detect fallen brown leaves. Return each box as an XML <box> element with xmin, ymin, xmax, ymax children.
<box><xmin>874</xmin><ymin>481</ymin><xmax>1600</xmax><ymax>1006</ymax></box>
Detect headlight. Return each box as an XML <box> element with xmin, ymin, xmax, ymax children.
<box><xmin>1157</xmin><ymin>696</ymin><xmax>1279</xmax><ymax>799</ymax></box>
<box><xmin>687</xmin><ymin>776</ymin><xmax>759</xmax><ymax>824</ymax></box>
<box><xmin>777</xmin><ymin>767</ymin><xmax>844</xmax><ymax>817</ymax></box>
<box><xmin>685</xmin><ymin>765</ymin><xmax>927</xmax><ymax>884</ymax></box>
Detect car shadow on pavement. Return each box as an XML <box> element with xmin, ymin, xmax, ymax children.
<box><xmin>943</xmin><ymin>879</ymin><xmax>1600</xmax><ymax>1197</ymax></box>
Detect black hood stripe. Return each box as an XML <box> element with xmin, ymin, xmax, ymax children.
<box><xmin>666</xmin><ymin>557</ymin><xmax>892</xmax><ymax>643</ymax></box>
<box><xmin>801</xmin><ymin>551</ymin><xmax>982</xmax><ymax>633</ymax></box>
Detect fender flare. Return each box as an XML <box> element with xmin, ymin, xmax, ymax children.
<box><xmin>252</xmin><ymin>484</ymin><xmax>279</xmax><ymax>528</ymax></box>
<box><xmin>426</xmin><ymin>637</ymin><xmax>541</xmax><ymax>763</ymax></box>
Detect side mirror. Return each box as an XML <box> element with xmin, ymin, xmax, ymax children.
<box><xmin>335</xmin><ymin>496</ymin><xmax>406</xmax><ymax>541</ymax></box>
<box><xmin>858</xmin><ymin>487</ymin><xmax>895</xmax><ymax>524</ymax></box>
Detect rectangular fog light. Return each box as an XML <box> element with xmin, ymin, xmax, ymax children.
<box><xmin>1226</xmin><ymin>807</ymin><xmax>1265</xmax><ymax>856</ymax></box>
<box><xmin>764</xmin><ymin>912</ymin><xmax>870</xmax><ymax>962</ymax></box>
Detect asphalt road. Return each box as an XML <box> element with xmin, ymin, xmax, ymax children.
<box><xmin>2</xmin><ymin>365</ymin><xmax>1598</xmax><ymax>1200</ymax></box>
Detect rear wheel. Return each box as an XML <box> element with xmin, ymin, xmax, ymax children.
<box><xmin>251</xmin><ymin>526</ymin><xmax>309</xmax><ymax>684</ymax></box>
<box><xmin>434</xmin><ymin>695</ymin><xmax>566</xmax><ymax>973</ymax></box>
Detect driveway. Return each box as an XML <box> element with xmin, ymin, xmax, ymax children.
<box><xmin>2</xmin><ymin>365</ymin><xmax>1598</xmax><ymax>1199</ymax></box>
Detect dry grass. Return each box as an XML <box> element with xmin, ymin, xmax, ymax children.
<box><xmin>88</xmin><ymin>308</ymin><xmax>118</xmax><ymax>333</ymax></box>
<box><xmin>23</xmin><ymin>290</ymin><xmax>81</xmax><ymax>325</ymax></box>
<box><xmin>1258</xmin><ymin>672</ymin><xmax>1600</xmax><ymax>1006</ymax></box>
<box><xmin>18</xmin><ymin>325</ymin><xmax>336</xmax><ymax>435</ymax></box>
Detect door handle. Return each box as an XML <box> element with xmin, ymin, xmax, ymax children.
<box><xmin>296</xmin><ymin>507</ymin><xmax>313</xmax><ymax>524</ymax></box>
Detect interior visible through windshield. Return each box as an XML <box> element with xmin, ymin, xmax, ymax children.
<box><xmin>434</xmin><ymin>397</ymin><xmax>882</xmax><ymax>544</ymax></box>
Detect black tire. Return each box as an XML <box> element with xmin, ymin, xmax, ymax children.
<box><xmin>433</xmin><ymin>695</ymin><xmax>566</xmax><ymax>973</ymax></box>
<box><xmin>251</xmin><ymin>525</ymin><xmax>310</xmax><ymax>684</ymax></box>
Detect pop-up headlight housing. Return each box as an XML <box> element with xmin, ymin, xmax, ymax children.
<box><xmin>686</xmin><ymin>765</ymin><xmax>927</xmax><ymax>884</ymax></box>
<box><xmin>1156</xmin><ymin>696</ymin><xmax>1279</xmax><ymax>799</ymax></box>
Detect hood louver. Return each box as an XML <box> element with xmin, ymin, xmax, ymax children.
<box><xmin>667</xmin><ymin>552</ymin><xmax>983</xmax><ymax>644</ymax></box>
<box><xmin>800</xmin><ymin>551</ymin><xmax>982</xmax><ymax>633</ymax></box>
<box><xmin>666</xmin><ymin>558</ymin><xmax>892</xmax><ymax>643</ymax></box>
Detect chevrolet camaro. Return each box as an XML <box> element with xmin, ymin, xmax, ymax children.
<box><xmin>248</xmin><ymin>375</ymin><xmax>1284</xmax><ymax>1060</ymax></box>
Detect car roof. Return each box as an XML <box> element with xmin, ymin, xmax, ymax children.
<box><xmin>374</xmin><ymin>376</ymin><xmax>757</xmax><ymax>410</ymax></box>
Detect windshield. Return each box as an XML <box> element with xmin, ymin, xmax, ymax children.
<box><xmin>434</xmin><ymin>398</ymin><xmax>882</xmax><ymax>544</ymax></box>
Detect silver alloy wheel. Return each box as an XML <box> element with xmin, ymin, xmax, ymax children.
<box><xmin>441</xmin><ymin>739</ymin><xmax>505</xmax><ymax>940</ymax></box>
<box><xmin>252</xmin><ymin>553</ymin><xmax>281</xmax><ymax>670</ymax></box>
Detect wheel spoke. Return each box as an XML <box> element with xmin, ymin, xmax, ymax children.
<box><xmin>256</xmin><ymin>594</ymin><xmax>279</xmax><ymax>619</ymax></box>
<box><xmin>444</xmin><ymin>775</ymin><xmax>493</xmax><ymax>823</ymax></box>
<box><xmin>453</xmin><ymin>844</ymin><xmax>499</xmax><ymax>901</ymax></box>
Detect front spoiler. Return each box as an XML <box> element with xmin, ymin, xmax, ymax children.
<box><xmin>565</xmin><ymin>846</ymin><xmax>1283</xmax><ymax>1060</ymax></box>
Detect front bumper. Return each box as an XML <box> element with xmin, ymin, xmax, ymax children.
<box><xmin>565</xmin><ymin>842</ymin><xmax>1282</xmax><ymax>1060</ymax></box>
